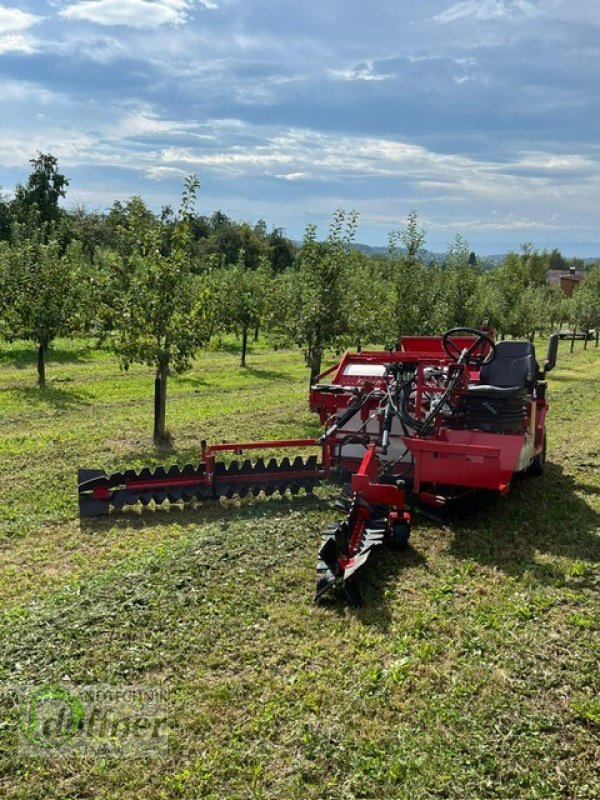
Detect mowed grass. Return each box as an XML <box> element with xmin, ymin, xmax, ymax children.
<box><xmin>0</xmin><ymin>336</ymin><xmax>598</xmax><ymax>799</ymax></box>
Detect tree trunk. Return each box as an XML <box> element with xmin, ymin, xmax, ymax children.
<box><xmin>356</xmin><ymin>341</ymin><xmax>362</xmax><ymax>353</ymax></box>
<box><xmin>241</xmin><ymin>327</ymin><xmax>248</xmax><ymax>367</ymax></box>
<box><xmin>584</xmin><ymin>330</ymin><xmax>588</xmax><ymax>350</ymax></box>
<box><xmin>570</xmin><ymin>328</ymin><xmax>576</xmax><ymax>353</ymax></box>
<box><xmin>595</xmin><ymin>329</ymin><xmax>599</xmax><ymax>349</ymax></box>
<box><xmin>37</xmin><ymin>341</ymin><xmax>47</xmax><ymax>388</ymax></box>
<box><xmin>309</xmin><ymin>348</ymin><xmax>322</xmax><ymax>388</ymax></box>
<box><xmin>154</xmin><ymin>362</ymin><xmax>168</xmax><ymax>442</ymax></box>
<box><xmin>253</xmin><ymin>322</ymin><xmax>260</xmax><ymax>343</ymax></box>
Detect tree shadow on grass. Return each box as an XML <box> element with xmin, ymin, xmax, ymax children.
<box><xmin>446</xmin><ymin>461</ymin><xmax>600</xmax><ymax>587</ymax></box>
<box><xmin>243</xmin><ymin>365</ymin><xmax>292</xmax><ymax>382</ymax></box>
<box><xmin>172</xmin><ymin>373</ymin><xmax>210</xmax><ymax>390</ymax></box>
<box><xmin>0</xmin><ymin>342</ymin><xmax>97</xmax><ymax>369</ymax></box>
<box><xmin>8</xmin><ymin>385</ymin><xmax>91</xmax><ymax>411</ymax></box>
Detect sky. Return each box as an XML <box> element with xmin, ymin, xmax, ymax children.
<box><xmin>0</xmin><ymin>0</ymin><xmax>599</xmax><ymax>255</ymax></box>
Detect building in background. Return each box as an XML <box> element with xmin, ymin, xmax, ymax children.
<box><xmin>547</xmin><ymin>265</ymin><xmax>585</xmax><ymax>298</ymax></box>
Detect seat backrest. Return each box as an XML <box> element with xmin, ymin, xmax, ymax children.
<box><xmin>480</xmin><ymin>340</ymin><xmax>537</xmax><ymax>388</ymax></box>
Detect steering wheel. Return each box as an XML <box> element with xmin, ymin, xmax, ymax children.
<box><xmin>442</xmin><ymin>327</ymin><xmax>497</xmax><ymax>368</ymax></box>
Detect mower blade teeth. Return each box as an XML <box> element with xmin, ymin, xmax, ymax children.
<box><xmin>263</xmin><ymin>484</ymin><xmax>276</xmax><ymax>497</ymax></box>
<box><xmin>253</xmin><ymin>458</ymin><xmax>266</xmax><ymax>473</ymax></box>
<box><xmin>111</xmin><ymin>490</ymin><xmax>141</xmax><ymax>510</ymax></box>
<box><xmin>182</xmin><ymin>464</ymin><xmax>196</xmax><ymax>476</ymax></box>
<box><xmin>315</xmin><ymin>568</ymin><xmax>337</xmax><ymax>601</ymax></box>
<box><xmin>237</xmin><ymin>487</ymin><xmax>249</xmax><ymax>498</ymax></box>
<box><xmin>343</xmin><ymin>578</ymin><xmax>362</xmax><ymax>608</ymax></box>
<box><xmin>167</xmin><ymin>465</ymin><xmax>180</xmax><ymax>477</ymax></box>
<box><xmin>153</xmin><ymin>466</ymin><xmax>167</xmax><ymax>479</ymax></box>
<box><xmin>239</xmin><ymin>459</ymin><xmax>252</xmax><ymax>472</ymax></box>
<box><xmin>139</xmin><ymin>492</ymin><xmax>154</xmax><ymax>506</ymax></box>
<box><xmin>227</xmin><ymin>461</ymin><xmax>240</xmax><ymax>474</ymax></box>
<box><xmin>266</xmin><ymin>458</ymin><xmax>278</xmax><ymax>472</ymax></box>
<box><xmin>138</xmin><ymin>468</ymin><xmax>153</xmax><ymax>480</ymax></box>
<box><xmin>289</xmin><ymin>484</ymin><xmax>300</xmax><ymax>495</ymax></box>
<box><xmin>342</xmin><ymin>551</ymin><xmax>372</xmax><ymax>580</ymax></box>
<box><xmin>291</xmin><ymin>456</ymin><xmax>302</xmax><ymax>470</ymax></box>
<box><xmin>123</xmin><ymin>469</ymin><xmax>139</xmax><ymax>482</ymax></box>
<box><xmin>153</xmin><ymin>490</ymin><xmax>169</xmax><ymax>505</ymax></box>
<box><xmin>167</xmin><ymin>490</ymin><xmax>184</xmax><ymax>503</ymax></box>
<box><xmin>305</xmin><ymin>455</ymin><xmax>318</xmax><ymax>470</ymax></box>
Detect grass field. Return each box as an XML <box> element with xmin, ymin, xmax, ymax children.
<box><xmin>0</xmin><ymin>336</ymin><xmax>598</xmax><ymax>799</ymax></box>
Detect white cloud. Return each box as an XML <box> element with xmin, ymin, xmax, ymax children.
<box><xmin>0</xmin><ymin>4</ymin><xmax>40</xmax><ymax>51</ymax></box>
<box><xmin>433</xmin><ymin>0</ymin><xmax>540</xmax><ymax>24</ymax></box>
<box><xmin>0</xmin><ymin>4</ymin><xmax>40</xmax><ymax>32</ymax></box>
<box><xmin>148</xmin><ymin>124</ymin><xmax>600</xmax><ymax>211</ymax></box>
<box><xmin>329</xmin><ymin>61</ymin><xmax>392</xmax><ymax>82</ymax></box>
<box><xmin>276</xmin><ymin>172</ymin><xmax>307</xmax><ymax>181</ymax></box>
<box><xmin>0</xmin><ymin>33</ymin><xmax>36</xmax><ymax>53</ymax></box>
<box><xmin>113</xmin><ymin>107</ymin><xmax>199</xmax><ymax>138</ymax></box>
<box><xmin>145</xmin><ymin>165</ymin><xmax>188</xmax><ymax>180</ymax></box>
<box><xmin>60</xmin><ymin>0</ymin><xmax>217</xmax><ymax>30</ymax></box>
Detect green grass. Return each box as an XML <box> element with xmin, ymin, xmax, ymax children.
<box><xmin>0</xmin><ymin>336</ymin><xmax>598</xmax><ymax>799</ymax></box>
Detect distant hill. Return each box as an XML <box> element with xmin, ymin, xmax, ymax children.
<box><xmin>349</xmin><ymin>242</ymin><xmax>499</xmax><ymax>270</ymax></box>
<box><xmin>295</xmin><ymin>240</ymin><xmax>599</xmax><ymax>269</ymax></box>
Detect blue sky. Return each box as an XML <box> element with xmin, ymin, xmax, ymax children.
<box><xmin>0</xmin><ymin>1</ymin><xmax>599</xmax><ymax>254</ymax></box>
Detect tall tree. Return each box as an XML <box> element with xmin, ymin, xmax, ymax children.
<box><xmin>106</xmin><ymin>176</ymin><xmax>211</xmax><ymax>443</ymax></box>
<box><xmin>0</xmin><ymin>192</ymin><xmax>11</xmax><ymax>242</ymax></box>
<box><xmin>389</xmin><ymin>210</ymin><xmax>427</xmax><ymax>338</ymax></box>
<box><xmin>0</xmin><ymin>236</ymin><xmax>87</xmax><ymax>386</ymax></box>
<box><xmin>572</xmin><ymin>265</ymin><xmax>600</xmax><ymax>349</ymax></box>
<box><xmin>11</xmin><ymin>153</ymin><xmax>69</xmax><ymax>239</ymax></box>
<box><xmin>281</xmin><ymin>210</ymin><xmax>356</xmax><ymax>384</ymax></box>
<box><xmin>217</xmin><ymin>254</ymin><xmax>270</xmax><ymax>366</ymax></box>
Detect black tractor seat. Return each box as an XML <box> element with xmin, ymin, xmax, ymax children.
<box><xmin>454</xmin><ymin>341</ymin><xmax>538</xmax><ymax>432</ymax></box>
<box><xmin>468</xmin><ymin>340</ymin><xmax>537</xmax><ymax>398</ymax></box>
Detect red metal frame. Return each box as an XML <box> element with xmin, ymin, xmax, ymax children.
<box><xmin>88</xmin><ymin>334</ymin><xmax>547</xmax><ymax>516</ymax></box>
<box><xmin>310</xmin><ymin>334</ymin><xmax>547</xmax><ymax>504</ymax></box>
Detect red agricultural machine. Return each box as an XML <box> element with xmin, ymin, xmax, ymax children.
<box><xmin>79</xmin><ymin>328</ymin><xmax>559</xmax><ymax>605</ymax></box>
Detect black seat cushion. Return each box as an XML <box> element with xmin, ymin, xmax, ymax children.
<box><xmin>467</xmin><ymin>384</ymin><xmax>527</xmax><ymax>398</ymax></box>
<box><xmin>476</xmin><ymin>340</ymin><xmax>537</xmax><ymax>390</ymax></box>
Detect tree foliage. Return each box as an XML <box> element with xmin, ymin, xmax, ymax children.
<box><xmin>105</xmin><ymin>176</ymin><xmax>211</xmax><ymax>440</ymax></box>
<box><xmin>0</xmin><ymin>234</ymin><xmax>89</xmax><ymax>385</ymax></box>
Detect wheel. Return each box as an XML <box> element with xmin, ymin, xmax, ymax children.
<box><xmin>388</xmin><ymin>522</ymin><xmax>411</xmax><ymax>551</ymax></box>
<box><xmin>527</xmin><ymin>431</ymin><xmax>546</xmax><ymax>476</ymax></box>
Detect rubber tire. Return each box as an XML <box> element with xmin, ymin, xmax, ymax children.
<box><xmin>527</xmin><ymin>431</ymin><xmax>546</xmax><ymax>476</ymax></box>
<box><xmin>389</xmin><ymin>522</ymin><xmax>411</xmax><ymax>551</ymax></box>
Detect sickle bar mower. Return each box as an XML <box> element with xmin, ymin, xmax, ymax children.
<box><xmin>78</xmin><ymin>328</ymin><xmax>559</xmax><ymax>605</ymax></box>
<box><xmin>78</xmin><ymin>439</ymin><xmax>327</xmax><ymax>518</ymax></box>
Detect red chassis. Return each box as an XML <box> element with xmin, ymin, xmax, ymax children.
<box><xmin>78</xmin><ymin>328</ymin><xmax>559</xmax><ymax>604</ymax></box>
